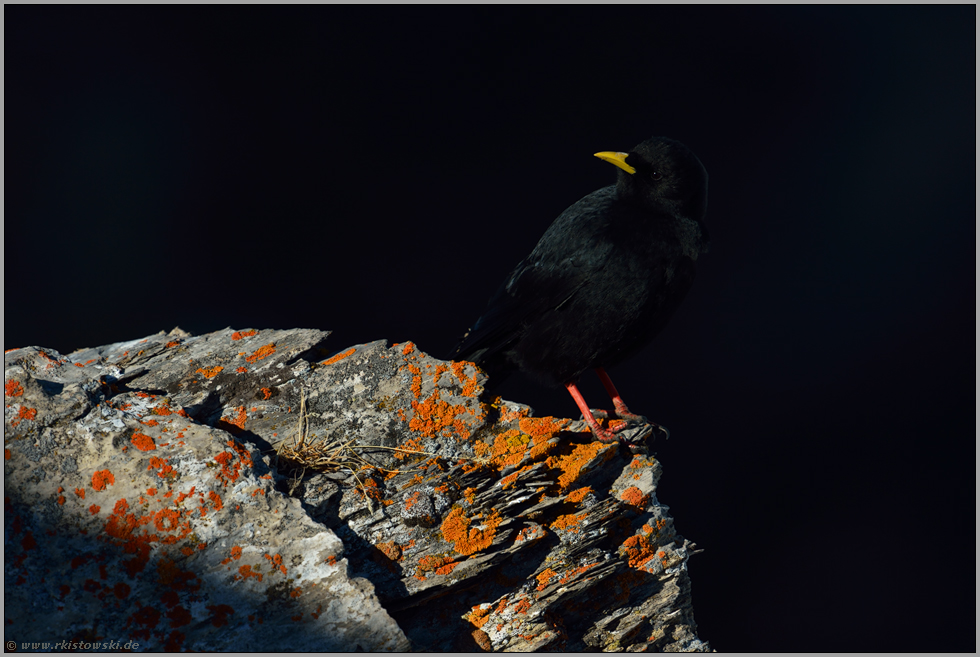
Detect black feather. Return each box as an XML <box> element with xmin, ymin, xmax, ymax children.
<box><xmin>451</xmin><ymin>136</ymin><xmax>709</xmax><ymax>392</ymax></box>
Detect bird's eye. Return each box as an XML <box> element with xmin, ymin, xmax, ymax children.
<box><xmin>650</xmin><ymin>171</ymin><xmax>663</xmax><ymax>181</ymax></box>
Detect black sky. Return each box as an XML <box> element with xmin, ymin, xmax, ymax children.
<box><xmin>5</xmin><ymin>6</ymin><xmax>976</xmax><ymax>651</ymax></box>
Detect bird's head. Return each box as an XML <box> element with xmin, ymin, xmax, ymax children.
<box><xmin>595</xmin><ymin>136</ymin><xmax>708</xmax><ymax>221</ymax></box>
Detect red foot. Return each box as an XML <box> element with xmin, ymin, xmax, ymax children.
<box><xmin>565</xmin><ymin>381</ymin><xmax>641</xmax><ymax>444</ymax></box>
<box><xmin>594</xmin><ymin>367</ymin><xmax>669</xmax><ymax>439</ymax></box>
<box><xmin>563</xmin><ymin>370</ymin><xmax>670</xmax><ymax>449</ymax></box>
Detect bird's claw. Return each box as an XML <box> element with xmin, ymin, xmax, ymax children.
<box><xmin>588</xmin><ymin>409</ymin><xmax>669</xmax><ymax>441</ymax></box>
<box><xmin>590</xmin><ymin>407</ymin><xmax>649</xmax><ymax>424</ymax></box>
<box><xmin>584</xmin><ymin>413</ymin><xmax>664</xmax><ymax>453</ymax></box>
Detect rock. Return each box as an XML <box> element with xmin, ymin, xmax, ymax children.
<box><xmin>4</xmin><ymin>327</ymin><xmax>710</xmax><ymax>652</ymax></box>
<box><xmin>4</xmin><ymin>329</ymin><xmax>408</xmax><ymax>651</ymax></box>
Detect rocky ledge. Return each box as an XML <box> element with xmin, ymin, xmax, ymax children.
<box><xmin>4</xmin><ymin>327</ymin><xmax>710</xmax><ymax>652</ymax></box>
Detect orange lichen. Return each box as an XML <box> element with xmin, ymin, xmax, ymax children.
<box><xmin>409</xmin><ymin>389</ymin><xmax>470</xmax><ymax>439</ymax></box>
<box><xmin>536</xmin><ymin>568</ymin><xmax>558</xmax><ymax>591</ymax></box>
<box><xmin>236</xmin><ymin>366</ymin><xmax>248</xmax><ymax>374</ymax></box>
<box><xmin>4</xmin><ymin>449</ymin><xmax>10</xmax><ymax>461</ymax></box>
<box><xmin>213</xmin><ymin>450</ymin><xmax>242</xmax><ymax>486</ymax></box>
<box><xmin>153</xmin><ymin>509</ymin><xmax>181</xmax><ymax>532</ymax></box>
<box><xmin>393</xmin><ymin>437</ymin><xmax>424</xmax><ymax>461</ymax></box>
<box><xmin>142</xmin><ymin>419</ymin><xmax>160</xmax><ymax>427</ymax></box>
<box><xmin>221</xmin><ymin>546</ymin><xmax>244</xmax><ymax>566</ymax></box>
<box><xmin>219</xmin><ymin>406</ymin><xmax>247</xmax><ymax>435</ymax></box>
<box><xmin>237</xmin><ymin>564</ymin><xmax>263</xmax><ymax>582</ymax></box>
<box><xmin>441</xmin><ymin>507</ymin><xmax>503</xmax><ymax>555</ymax></box>
<box><xmin>156</xmin><ymin>557</ymin><xmax>199</xmax><ymax>590</ymax></box>
<box><xmin>245</xmin><ymin>343</ymin><xmax>276</xmax><ymax>363</ymax></box>
<box><xmin>551</xmin><ymin>513</ymin><xmax>585</xmax><ymax>532</ymax></box>
<box><xmin>436</xmin><ymin>560</ymin><xmax>459</xmax><ymax>576</ymax></box>
<box><xmin>259</xmin><ymin>387</ymin><xmax>273</xmax><ymax>400</ymax></box>
<box><xmin>498</xmin><ymin>403</ymin><xmax>532</xmax><ymax>423</ymax></box>
<box><xmin>519</xmin><ymin>415</ymin><xmax>569</xmax><ymax>440</ymax></box>
<box><xmin>195</xmin><ymin>366</ymin><xmax>223</xmax><ymax>379</ymax></box>
<box><xmin>450</xmin><ymin>361</ymin><xmax>481</xmax><ymax>397</ymax></box>
<box><xmin>512</xmin><ymin>597</ymin><xmax>532</xmax><ymax>615</ymax></box>
<box><xmin>546</xmin><ymin>441</ymin><xmax>617</xmax><ymax>491</ymax></box>
<box><xmin>473</xmin><ymin>429</ymin><xmax>529</xmax><ymax>469</ymax></box>
<box><xmin>558</xmin><ymin>562</ymin><xmax>599</xmax><ymax>585</ymax></box>
<box><xmin>376</xmin><ymin>541</ymin><xmax>403</xmax><ymax>562</ymax></box>
<box><xmin>231</xmin><ymin>330</ymin><xmax>258</xmax><ymax>340</ymax></box>
<box><xmin>514</xmin><ymin>526</ymin><xmax>546</xmax><ymax>545</ymax></box>
<box><xmin>403</xmin><ymin>490</ymin><xmax>422</xmax><ymax>510</ymax></box>
<box><xmin>17</xmin><ymin>406</ymin><xmax>37</xmax><ymax>421</ymax></box>
<box><xmin>4</xmin><ymin>380</ymin><xmax>24</xmax><ymax>397</ymax></box>
<box><xmin>417</xmin><ymin>554</ymin><xmax>458</xmax><ymax>576</ymax></box>
<box><xmin>408</xmin><ymin>369</ymin><xmax>422</xmax><ymax>399</ymax></box>
<box><xmin>565</xmin><ymin>486</ymin><xmax>593</xmax><ymax>504</ymax></box>
<box><xmin>148</xmin><ymin>456</ymin><xmax>175</xmax><ymax>479</ymax></box>
<box><xmin>129</xmin><ymin>605</ymin><xmax>162</xmax><ymax>631</ymax></box>
<box><xmin>321</xmin><ymin>347</ymin><xmax>356</xmax><ymax>366</ymax></box>
<box><xmin>619</xmin><ymin>486</ymin><xmax>650</xmax><ymax>509</ymax></box>
<box><xmin>207</xmin><ymin>604</ymin><xmax>234</xmax><ymax>627</ymax></box>
<box><xmin>401</xmin><ymin>342</ymin><xmax>415</xmax><ymax>356</ymax></box>
<box><xmin>357</xmin><ymin>477</ymin><xmax>384</xmax><ymax>502</ymax></box>
<box><xmin>263</xmin><ymin>553</ymin><xmax>287</xmax><ymax>575</ymax></box>
<box><xmin>131</xmin><ymin>432</ymin><xmax>157</xmax><ymax>452</ymax></box>
<box><xmin>92</xmin><ymin>469</ymin><xmax>115</xmax><ymax>491</ymax></box>
<box><xmin>620</xmin><ymin>534</ymin><xmax>658</xmax><ymax>570</ymax></box>
<box><xmin>89</xmin><ymin>504</ymin><xmax>101</xmax><ymax>515</ymax></box>
<box><xmin>467</xmin><ymin>605</ymin><xmax>492</xmax><ymax>628</ymax></box>
<box><xmin>166</xmin><ymin>604</ymin><xmax>192</xmax><ymax>630</ymax></box>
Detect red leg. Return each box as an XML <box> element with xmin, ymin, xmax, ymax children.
<box><xmin>593</xmin><ymin>368</ymin><xmax>670</xmax><ymax>441</ymax></box>
<box><xmin>594</xmin><ymin>367</ymin><xmax>646</xmax><ymax>422</ymax></box>
<box><xmin>564</xmin><ymin>381</ymin><xmax>623</xmax><ymax>443</ymax></box>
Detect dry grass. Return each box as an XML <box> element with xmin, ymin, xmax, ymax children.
<box><xmin>272</xmin><ymin>389</ymin><xmax>458</xmax><ymax>510</ymax></box>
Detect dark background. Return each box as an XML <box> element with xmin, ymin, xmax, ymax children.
<box><xmin>6</xmin><ymin>6</ymin><xmax>975</xmax><ymax>651</ymax></box>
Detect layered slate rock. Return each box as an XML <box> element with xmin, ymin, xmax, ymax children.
<box><xmin>4</xmin><ymin>327</ymin><xmax>710</xmax><ymax>652</ymax></box>
<box><xmin>3</xmin><ymin>330</ymin><xmax>408</xmax><ymax>652</ymax></box>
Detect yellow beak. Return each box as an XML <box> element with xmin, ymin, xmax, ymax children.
<box><xmin>594</xmin><ymin>151</ymin><xmax>636</xmax><ymax>175</ymax></box>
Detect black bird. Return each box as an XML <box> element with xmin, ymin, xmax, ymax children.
<box><xmin>450</xmin><ymin>136</ymin><xmax>709</xmax><ymax>446</ymax></box>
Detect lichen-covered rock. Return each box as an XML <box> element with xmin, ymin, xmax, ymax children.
<box><xmin>4</xmin><ymin>326</ymin><xmax>710</xmax><ymax>652</ymax></box>
<box><xmin>4</xmin><ymin>330</ymin><xmax>408</xmax><ymax>651</ymax></box>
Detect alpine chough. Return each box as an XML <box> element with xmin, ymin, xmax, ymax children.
<box><xmin>450</xmin><ymin>136</ymin><xmax>709</xmax><ymax>447</ymax></box>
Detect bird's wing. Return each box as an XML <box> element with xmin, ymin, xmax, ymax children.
<box><xmin>450</xmin><ymin>188</ymin><xmax>618</xmax><ymax>364</ymax></box>
<box><xmin>449</xmin><ymin>254</ymin><xmax>590</xmax><ymax>364</ymax></box>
